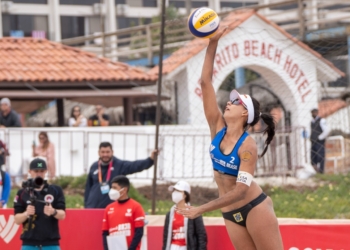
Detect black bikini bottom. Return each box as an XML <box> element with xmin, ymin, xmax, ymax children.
<box><xmin>222</xmin><ymin>192</ymin><xmax>267</xmax><ymax>227</ymax></box>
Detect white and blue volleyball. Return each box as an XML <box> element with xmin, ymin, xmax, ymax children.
<box><xmin>188</xmin><ymin>7</ymin><xmax>220</xmax><ymax>38</ymax></box>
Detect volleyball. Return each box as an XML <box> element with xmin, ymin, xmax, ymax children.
<box><xmin>188</xmin><ymin>7</ymin><xmax>220</xmax><ymax>38</ymax></box>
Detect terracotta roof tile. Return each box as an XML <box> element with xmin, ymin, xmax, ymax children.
<box><xmin>319</xmin><ymin>99</ymin><xmax>348</xmax><ymax>118</ymax></box>
<box><xmin>150</xmin><ymin>10</ymin><xmax>345</xmax><ymax>77</ymax></box>
<box><xmin>0</xmin><ymin>37</ymin><xmax>156</xmax><ymax>83</ymax></box>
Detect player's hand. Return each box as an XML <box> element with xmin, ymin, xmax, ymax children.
<box><xmin>26</xmin><ymin>205</ymin><xmax>35</xmax><ymax>216</ymax></box>
<box><xmin>176</xmin><ymin>205</ymin><xmax>202</xmax><ymax>219</ymax></box>
<box><xmin>44</xmin><ymin>204</ymin><xmax>55</xmax><ymax>217</ymax></box>
<box><xmin>209</xmin><ymin>26</ymin><xmax>228</xmax><ymax>43</ymax></box>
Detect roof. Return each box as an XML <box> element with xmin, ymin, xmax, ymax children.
<box><xmin>3</xmin><ymin>89</ymin><xmax>169</xmax><ymax>113</ymax></box>
<box><xmin>318</xmin><ymin>99</ymin><xmax>348</xmax><ymax>118</ymax></box>
<box><xmin>0</xmin><ymin>37</ymin><xmax>156</xmax><ymax>83</ymax></box>
<box><xmin>149</xmin><ymin>10</ymin><xmax>344</xmax><ymax>78</ymax></box>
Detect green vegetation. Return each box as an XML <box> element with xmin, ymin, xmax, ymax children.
<box><xmin>7</xmin><ymin>173</ymin><xmax>350</xmax><ymax>219</ymax></box>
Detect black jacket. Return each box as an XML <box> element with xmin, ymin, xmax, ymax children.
<box><xmin>163</xmin><ymin>206</ymin><xmax>207</xmax><ymax>250</ymax></box>
<box><xmin>14</xmin><ymin>183</ymin><xmax>65</xmax><ymax>246</ymax></box>
<box><xmin>0</xmin><ymin>110</ymin><xmax>21</xmax><ymax>127</ymax></box>
<box><xmin>84</xmin><ymin>156</ymin><xmax>154</xmax><ymax>208</ymax></box>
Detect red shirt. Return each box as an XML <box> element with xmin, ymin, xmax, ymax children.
<box><xmin>171</xmin><ymin>212</ymin><xmax>186</xmax><ymax>246</ymax></box>
<box><xmin>102</xmin><ymin>199</ymin><xmax>145</xmax><ymax>250</ymax></box>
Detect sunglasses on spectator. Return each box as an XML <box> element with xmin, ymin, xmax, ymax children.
<box><xmin>39</xmin><ymin>137</ymin><xmax>45</xmax><ymax>140</ymax></box>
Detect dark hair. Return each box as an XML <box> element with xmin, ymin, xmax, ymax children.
<box><xmin>99</xmin><ymin>142</ymin><xmax>113</xmax><ymax>150</ymax></box>
<box><xmin>248</xmin><ymin>98</ymin><xmax>275</xmax><ymax>157</ymax></box>
<box><xmin>70</xmin><ymin>105</ymin><xmax>81</xmax><ymax>118</ymax></box>
<box><xmin>184</xmin><ymin>191</ymin><xmax>190</xmax><ymax>203</ymax></box>
<box><xmin>111</xmin><ymin>175</ymin><xmax>130</xmax><ymax>191</ymax></box>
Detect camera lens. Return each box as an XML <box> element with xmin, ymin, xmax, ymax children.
<box><xmin>34</xmin><ymin>177</ymin><xmax>44</xmax><ymax>187</ymax></box>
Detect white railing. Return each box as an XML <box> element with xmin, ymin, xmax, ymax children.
<box><xmin>0</xmin><ymin>126</ymin><xmax>307</xmax><ymax>181</ymax></box>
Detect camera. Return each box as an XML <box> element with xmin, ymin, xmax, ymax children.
<box><xmin>22</xmin><ymin>176</ymin><xmax>45</xmax><ymax>190</ymax></box>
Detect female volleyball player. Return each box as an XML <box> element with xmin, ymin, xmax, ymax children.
<box><xmin>177</xmin><ymin>28</ymin><xmax>284</xmax><ymax>250</ymax></box>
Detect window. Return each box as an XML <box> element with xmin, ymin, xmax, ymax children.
<box><xmin>12</xmin><ymin>0</ymin><xmax>47</xmax><ymax>3</ymax></box>
<box><xmin>192</xmin><ymin>1</ymin><xmax>208</xmax><ymax>8</ymax></box>
<box><xmin>2</xmin><ymin>14</ymin><xmax>48</xmax><ymax>37</ymax></box>
<box><xmin>142</xmin><ymin>0</ymin><xmax>157</xmax><ymax>7</ymax></box>
<box><xmin>220</xmin><ymin>1</ymin><xmax>257</xmax><ymax>9</ymax></box>
<box><xmin>169</xmin><ymin>1</ymin><xmax>185</xmax><ymax>8</ymax></box>
<box><xmin>117</xmin><ymin>17</ymin><xmax>140</xmax><ymax>29</ymax></box>
<box><xmin>59</xmin><ymin>0</ymin><xmax>100</xmax><ymax>5</ymax></box>
<box><xmin>60</xmin><ymin>16</ymin><xmax>85</xmax><ymax>40</ymax></box>
<box><xmin>116</xmin><ymin>0</ymin><xmax>127</xmax><ymax>4</ymax></box>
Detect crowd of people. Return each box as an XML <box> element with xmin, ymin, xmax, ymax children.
<box><xmin>0</xmin><ymin>97</ymin><xmax>112</xmax><ymax>128</ymax></box>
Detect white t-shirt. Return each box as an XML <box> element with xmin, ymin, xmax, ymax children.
<box><xmin>68</xmin><ymin>117</ymin><xmax>87</xmax><ymax>127</ymax></box>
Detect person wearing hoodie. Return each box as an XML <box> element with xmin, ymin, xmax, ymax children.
<box><xmin>162</xmin><ymin>181</ymin><xmax>207</xmax><ymax>250</ymax></box>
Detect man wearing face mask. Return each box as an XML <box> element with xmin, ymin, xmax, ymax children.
<box><xmin>102</xmin><ymin>175</ymin><xmax>145</xmax><ymax>250</ymax></box>
<box><xmin>163</xmin><ymin>181</ymin><xmax>207</xmax><ymax>250</ymax></box>
<box><xmin>84</xmin><ymin>142</ymin><xmax>158</xmax><ymax>208</ymax></box>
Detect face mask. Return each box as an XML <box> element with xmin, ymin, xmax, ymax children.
<box><xmin>108</xmin><ymin>188</ymin><xmax>124</xmax><ymax>201</ymax></box>
<box><xmin>172</xmin><ymin>191</ymin><xmax>184</xmax><ymax>204</ymax></box>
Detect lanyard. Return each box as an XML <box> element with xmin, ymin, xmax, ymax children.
<box><xmin>98</xmin><ymin>161</ymin><xmax>113</xmax><ymax>184</ymax></box>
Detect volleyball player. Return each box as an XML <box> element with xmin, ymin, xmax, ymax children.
<box><xmin>177</xmin><ymin>28</ymin><xmax>284</xmax><ymax>250</ymax></box>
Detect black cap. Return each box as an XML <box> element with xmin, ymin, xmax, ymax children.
<box><xmin>311</xmin><ymin>108</ymin><xmax>318</xmax><ymax>112</ymax></box>
<box><xmin>30</xmin><ymin>158</ymin><xmax>47</xmax><ymax>170</ymax></box>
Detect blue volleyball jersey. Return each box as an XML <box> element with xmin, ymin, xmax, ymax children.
<box><xmin>209</xmin><ymin>127</ymin><xmax>249</xmax><ymax>176</ymax></box>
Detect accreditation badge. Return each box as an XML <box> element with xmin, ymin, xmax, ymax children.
<box><xmin>100</xmin><ymin>182</ymin><xmax>110</xmax><ymax>194</ymax></box>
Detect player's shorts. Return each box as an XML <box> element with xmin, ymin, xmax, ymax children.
<box><xmin>222</xmin><ymin>192</ymin><xmax>267</xmax><ymax>227</ymax></box>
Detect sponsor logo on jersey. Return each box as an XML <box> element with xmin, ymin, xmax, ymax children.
<box><xmin>125</xmin><ymin>209</ymin><xmax>132</xmax><ymax>217</ymax></box>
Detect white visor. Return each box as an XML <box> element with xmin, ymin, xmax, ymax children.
<box><xmin>229</xmin><ymin>89</ymin><xmax>255</xmax><ymax>124</ymax></box>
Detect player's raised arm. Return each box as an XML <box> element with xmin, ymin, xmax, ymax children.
<box><xmin>200</xmin><ymin>27</ymin><xmax>227</xmax><ymax>139</ymax></box>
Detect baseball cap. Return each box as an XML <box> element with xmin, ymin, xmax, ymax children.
<box><xmin>0</xmin><ymin>98</ymin><xmax>11</xmax><ymax>106</ymax></box>
<box><xmin>229</xmin><ymin>89</ymin><xmax>254</xmax><ymax>124</ymax></box>
<box><xmin>30</xmin><ymin>158</ymin><xmax>47</xmax><ymax>170</ymax></box>
<box><xmin>168</xmin><ymin>180</ymin><xmax>191</xmax><ymax>194</ymax></box>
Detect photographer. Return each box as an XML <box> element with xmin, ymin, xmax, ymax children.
<box><xmin>14</xmin><ymin>158</ymin><xmax>66</xmax><ymax>250</ymax></box>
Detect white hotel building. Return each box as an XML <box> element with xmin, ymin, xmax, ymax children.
<box><xmin>0</xmin><ymin>0</ymin><xmax>281</xmax><ymax>42</ymax></box>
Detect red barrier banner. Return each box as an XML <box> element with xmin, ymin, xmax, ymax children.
<box><xmin>1</xmin><ymin>209</ymin><xmax>350</xmax><ymax>250</ymax></box>
<box><xmin>0</xmin><ymin>209</ymin><xmax>105</xmax><ymax>250</ymax></box>
<box><xmin>148</xmin><ymin>224</ymin><xmax>350</xmax><ymax>250</ymax></box>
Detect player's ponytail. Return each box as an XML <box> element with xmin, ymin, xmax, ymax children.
<box><xmin>259</xmin><ymin>113</ymin><xmax>275</xmax><ymax>157</ymax></box>
<box><xmin>249</xmin><ymin>98</ymin><xmax>276</xmax><ymax>157</ymax></box>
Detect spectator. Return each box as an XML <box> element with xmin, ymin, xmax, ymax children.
<box><xmin>102</xmin><ymin>175</ymin><xmax>145</xmax><ymax>250</ymax></box>
<box><xmin>0</xmin><ymin>167</ymin><xmax>11</xmax><ymax>208</ymax></box>
<box><xmin>84</xmin><ymin>142</ymin><xmax>157</xmax><ymax>208</ymax></box>
<box><xmin>0</xmin><ymin>138</ymin><xmax>9</xmax><ymax>169</ymax></box>
<box><xmin>163</xmin><ymin>181</ymin><xmax>207</xmax><ymax>250</ymax></box>
<box><xmin>32</xmin><ymin>132</ymin><xmax>56</xmax><ymax>179</ymax></box>
<box><xmin>311</xmin><ymin>108</ymin><xmax>330</xmax><ymax>174</ymax></box>
<box><xmin>88</xmin><ymin>105</ymin><xmax>109</xmax><ymax>126</ymax></box>
<box><xmin>68</xmin><ymin>105</ymin><xmax>87</xmax><ymax>127</ymax></box>
<box><xmin>0</xmin><ymin>97</ymin><xmax>22</xmax><ymax>127</ymax></box>
<box><xmin>14</xmin><ymin>158</ymin><xmax>66</xmax><ymax>249</ymax></box>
